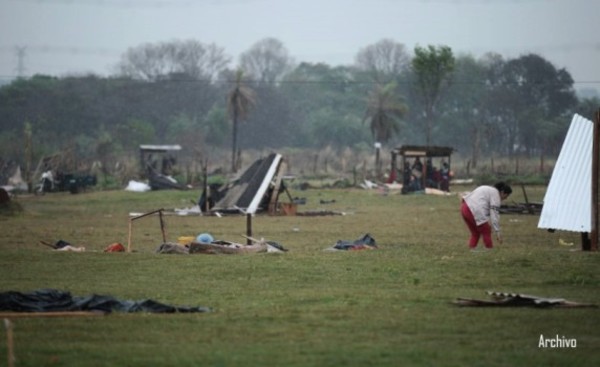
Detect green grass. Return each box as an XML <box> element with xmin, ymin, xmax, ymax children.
<box><xmin>1</xmin><ymin>185</ymin><xmax>599</xmax><ymax>367</ymax></box>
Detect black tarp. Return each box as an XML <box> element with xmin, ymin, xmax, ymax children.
<box><xmin>0</xmin><ymin>289</ymin><xmax>211</xmax><ymax>314</ymax></box>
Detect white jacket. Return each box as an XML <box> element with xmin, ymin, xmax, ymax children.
<box><xmin>463</xmin><ymin>185</ymin><xmax>502</xmax><ymax>232</ymax></box>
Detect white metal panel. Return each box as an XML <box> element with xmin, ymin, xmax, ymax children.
<box><xmin>247</xmin><ymin>154</ymin><xmax>282</xmax><ymax>214</ymax></box>
<box><xmin>538</xmin><ymin>114</ymin><xmax>593</xmax><ymax>232</ymax></box>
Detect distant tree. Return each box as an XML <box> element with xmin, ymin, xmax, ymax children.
<box><xmin>575</xmin><ymin>97</ymin><xmax>600</xmax><ymax>121</ymax></box>
<box><xmin>489</xmin><ymin>53</ymin><xmax>577</xmax><ymax>156</ymax></box>
<box><xmin>227</xmin><ymin>70</ymin><xmax>257</xmax><ymax>172</ymax></box>
<box><xmin>355</xmin><ymin>39</ymin><xmax>410</xmax><ymax>83</ymax></box>
<box><xmin>476</xmin><ymin>53</ymin><xmax>509</xmax><ymax>155</ymax></box>
<box><xmin>412</xmin><ymin>45</ymin><xmax>455</xmax><ymax>145</ymax></box>
<box><xmin>203</xmin><ymin>105</ymin><xmax>229</xmax><ymax>146</ymax></box>
<box><xmin>280</xmin><ymin>62</ymin><xmax>365</xmax><ymax>148</ymax></box>
<box><xmin>439</xmin><ymin>54</ymin><xmax>487</xmax><ymax>169</ymax></box>
<box><xmin>363</xmin><ymin>81</ymin><xmax>407</xmax><ymax>176</ymax></box>
<box><xmin>116</xmin><ymin>118</ymin><xmax>156</xmax><ymax>148</ymax></box>
<box><xmin>308</xmin><ymin>107</ymin><xmax>367</xmax><ymax>149</ymax></box>
<box><xmin>118</xmin><ymin>39</ymin><xmax>231</xmax><ymax>81</ymax></box>
<box><xmin>239</xmin><ymin>38</ymin><xmax>293</xmax><ymax>85</ymax></box>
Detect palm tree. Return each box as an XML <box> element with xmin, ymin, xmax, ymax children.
<box><xmin>363</xmin><ymin>81</ymin><xmax>407</xmax><ymax>177</ymax></box>
<box><xmin>227</xmin><ymin>69</ymin><xmax>256</xmax><ymax>172</ymax></box>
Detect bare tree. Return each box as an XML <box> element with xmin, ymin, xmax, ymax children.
<box><xmin>355</xmin><ymin>39</ymin><xmax>410</xmax><ymax>82</ymax></box>
<box><xmin>239</xmin><ymin>38</ymin><xmax>293</xmax><ymax>85</ymax></box>
<box><xmin>118</xmin><ymin>40</ymin><xmax>231</xmax><ymax>81</ymax></box>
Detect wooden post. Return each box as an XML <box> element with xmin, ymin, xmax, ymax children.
<box><xmin>159</xmin><ymin>210</ymin><xmax>167</xmax><ymax>243</ymax></box>
<box><xmin>127</xmin><ymin>220</ymin><xmax>133</xmax><ymax>252</ymax></box>
<box><xmin>591</xmin><ymin>109</ymin><xmax>600</xmax><ymax>251</ymax></box>
<box><xmin>202</xmin><ymin>159</ymin><xmax>209</xmax><ymax>212</ymax></box>
<box><xmin>246</xmin><ymin>213</ymin><xmax>252</xmax><ymax>246</ymax></box>
<box><xmin>4</xmin><ymin>319</ymin><xmax>14</xmax><ymax>367</ymax></box>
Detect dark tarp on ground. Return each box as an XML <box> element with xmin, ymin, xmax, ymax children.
<box><xmin>0</xmin><ymin>289</ymin><xmax>211</xmax><ymax>313</ymax></box>
<box><xmin>333</xmin><ymin>233</ymin><xmax>377</xmax><ymax>250</ymax></box>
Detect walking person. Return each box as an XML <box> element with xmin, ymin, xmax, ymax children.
<box><xmin>460</xmin><ymin>182</ymin><xmax>512</xmax><ymax>250</ymax></box>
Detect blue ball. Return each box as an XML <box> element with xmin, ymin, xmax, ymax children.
<box><xmin>196</xmin><ymin>233</ymin><xmax>214</xmax><ymax>244</ymax></box>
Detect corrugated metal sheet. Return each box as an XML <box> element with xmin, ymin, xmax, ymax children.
<box><xmin>538</xmin><ymin>114</ymin><xmax>593</xmax><ymax>232</ymax></box>
<box><xmin>211</xmin><ymin>153</ymin><xmax>282</xmax><ymax>214</ymax></box>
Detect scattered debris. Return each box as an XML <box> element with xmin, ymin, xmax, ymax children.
<box><xmin>104</xmin><ymin>243</ymin><xmax>125</xmax><ymax>252</ymax></box>
<box><xmin>325</xmin><ymin>233</ymin><xmax>377</xmax><ymax>251</ymax></box>
<box><xmin>558</xmin><ymin>238</ymin><xmax>574</xmax><ymax>247</ymax></box>
<box><xmin>189</xmin><ymin>240</ymin><xmax>268</xmax><ymax>254</ymax></box>
<box><xmin>173</xmin><ymin>205</ymin><xmax>202</xmax><ymax>216</ymax></box>
<box><xmin>156</xmin><ymin>242</ymin><xmax>189</xmax><ymax>254</ymax></box>
<box><xmin>152</xmin><ymin>232</ymin><xmax>288</xmax><ymax>255</ymax></box>
<box><xmin>55</xmin><ymin>245</ymin><xmax>85</xmax><ymax>252</ymax></box>
<box><xmin>148</xmin><ymin>170</ymin><xmax>187</xmax><ymax>190</ymax></box>
<box><xmin>177</xmin><ymin>236</ymin><xmax>196</xmax><ymax>245</ymax></box>
<box><xmin>125</xmin><ymin>180</ymin><xmax>151</xmax><ymax>192</ymax></box>
<box><xmin>453</xmin><ymin>291</ymin><xmax>597</xmax><ymax>308</ymax></box>
<box><xmin>293</xmin><ymin>197</ymin><xmax>307</xmax><ymax>205</ymax></box>
<box><xmin>39</xmin><ymin>239</ymin><xmax>85</xmax><ymax>252</ymax></box>
<box><xmin>207</xmin><ymin>153</ymin><xmax>293</xmax><ymax>215</ymax></box>
<box><xmin>360</xmin><ymin>179</ymin><xmax>379</xmax><ymax>190</ymax></box>
<box><xmin>187</xmin><ymin>234</ymin><xmax>287</xmax><ymax>254</ymax></box>
<box><xmin>319</xmin><ymin>199</ymin><xmax>336</xmax><ymax>204</ymax></box>
<box><xmin>297</xmin><ymin>210</ymin><xmax>346</xmax><ymax>216</ymax></box>
<box><xmin>500</xmin><ymin>184</ymin><xmax>543</xmax><ymax>215</ymax></box>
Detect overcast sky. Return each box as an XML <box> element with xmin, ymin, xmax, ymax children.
<box><xmin>0</xmin><ymin>0</ymin><xmax>598</xmax><ymax>90</ymax></box>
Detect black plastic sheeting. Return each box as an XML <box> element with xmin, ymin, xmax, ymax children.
<box><xmin>333</xmin><ymin>233</ymin><xmax>377</xmax><ymax>250</ymax></box>
<box><xmin>0</xmin><ymin>289</ymin><xmax>211</xmax><ymax>314</ymax></box>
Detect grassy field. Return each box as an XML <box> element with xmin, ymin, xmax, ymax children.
<box><xmin>0</xmin><ymin>184</ymin><xmax>599</xmax><ymax>367</ymax></box>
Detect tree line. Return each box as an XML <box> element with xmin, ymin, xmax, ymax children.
<box><xmin>0</xmin><ymin>37</ymin><xmax>598</xmax><ymax>179</ymax></box>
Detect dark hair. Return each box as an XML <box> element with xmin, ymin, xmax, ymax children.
<box><xmin>494</xmin><ymin>182</ymin><xmax>512</xmax><ymax>195</ymax></box>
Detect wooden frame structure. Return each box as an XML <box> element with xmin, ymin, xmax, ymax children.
<box><xmin>390</xmin><ymin>145</ymin><xmax>454</xmax><ymax>191</ymax></box>
<box><xmin>127</xmin><ymin>209</ymin><xmax>167</xmax><ymax>252</ymax></box>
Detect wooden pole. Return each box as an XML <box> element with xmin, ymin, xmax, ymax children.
<box><xmin>127</xmin><ymin>220</ymin><xmax>133</xmax><ymax>253</ymax></box>
<box><xmin>159</xmin><ymin>210</ymin><xmax>167</xmax><ymax>243</ymax></box>
<box><xmin>591</xmin><ymin>109</ymin><xmax>600</xmax><ymax>251</ymax></box>
<box><xmin>4</xmin><ymin>319</ymin><xmax>14</xmax><ymax>367</ymax></box>
<box><xmin>246</xmin><ymin>213</ymin><xmax>252</xmax><ymax>246</ymax></box>
<box><xmin>203</xmin><ymin>159</ymin><xmax>209</xmax><ymax>212</ymax></box>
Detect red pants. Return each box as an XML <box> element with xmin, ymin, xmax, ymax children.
<box><xmin>461</xmin><ymin>200</ymin><xmax>493</xmax><ymax>248</ymax></box>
